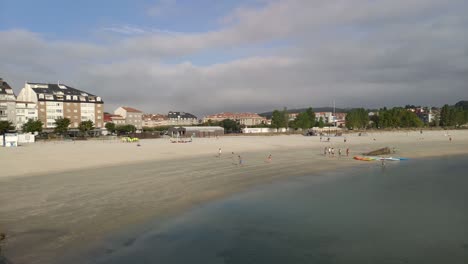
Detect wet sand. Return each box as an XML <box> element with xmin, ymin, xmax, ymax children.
<box><xmin>1</xmin><ymin>130</ymin><xmax>468</xmax><ymax>263</ymax></box>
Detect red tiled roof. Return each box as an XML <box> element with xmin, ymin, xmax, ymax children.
<box><xmin>122</xmin><ymin>107</ymin><xmax>143</xmax><ymax>113</ymax></box>
<box><xmin>205</xmin><ymin>112</ymin><xmax>265</xmax><ymax>119</ymax></box>
<box><xmin>104</xmin><ymin>113</ymin><xmax>124</xmax><ymax>122</ymax></box>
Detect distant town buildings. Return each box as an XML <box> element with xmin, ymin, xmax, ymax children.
<box><xmin>16</xmin><ymin>82</ymin><xmax>104</xmax><ymax>129</ymax></box>
<box><xmin>407</xmin><ymin>107</ymin><xmax>435</xmax><ymax>124</ymax></box>
<box><xmin>0</xmin><ymin>78</ymin><xmax>17</xmax><ymax>125</ymax></box>
<box><xmin>103</xmin><ymin>113</ymin><xmax>126</xmax><ymax>126</ymax></box>
<box><xmin>168</xmin><ymin>111</ymin><xmax>198</xmax><ymax>126</ymax></box>
<box><xmin>114</xmin><ymin>107</ymin><xmax>143</xmax><ymax>129</ymax></box>
<box><xmin>142</xmin><ymin>114</ymin><xmax>169</xmax><ymax>127</ymax></box>
<box><xmin>203</xmin><ymin>112</ymin><xmax>266</xmax><ymax>126</ymax></box>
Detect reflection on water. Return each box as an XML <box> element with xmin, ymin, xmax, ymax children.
<box><xmin>95</xmin><ymin>156</ymin><xmax>468</xmax><ymax>264</ymax></box>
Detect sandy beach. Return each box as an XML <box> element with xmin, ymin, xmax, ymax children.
<box><xmin>1</xmin><ymin>130</ymin><xmax>468</xmax><ymax>263</ymax></box>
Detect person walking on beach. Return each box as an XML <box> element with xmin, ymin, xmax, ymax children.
<box><xmin>346</xmin><ymin>148</ymin><xmax>349</xmax><ymax>157</ymax></box>
<box><xmin>328</xmin><ymin>147</ymin><xmax>331</xmax><ymax>156</ymax></box>
<box><xmin>218</xmin><ymin>148</ymin><xmax>222</xmax><ymax>157</ymax></box>
<box><xmin>331</xmin><ymin>148</ymin><xmax>335</xmax><ymax>157</ymax></box>
<box><xmin>449</xmin><ymin>136</ymin><xmax>452</xmax><ymax>142</ymax></box>
<box><xmin>324</xmin><ymin>147</ymin><xmax>327</xmax><ymax>156</ymax></box>
<box><xmin>238</xmin><ymin>155</ymin><xmax>243</xmax><ymax>166</ymax></box>
<box><xmin>344</xmin><ymin>137</ymin><xmax>347</xmax><ymax>143</ymax></box>
<box><xmin>338</xmin><ymin>148</ymin><xmax>342</xmax><ymax>157</ymax></box>
<box><xmin>320</xmin><ymin>135</ymin><xmax>322</xmax><ymax>142</ymax></box>
<box><xmin>267</xmin><ymin>154</ymin><xmax>272</xmax><ymax>163</ymax></box>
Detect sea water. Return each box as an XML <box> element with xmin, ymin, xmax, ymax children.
<box><xmin>92</xmin><ymin>156</ymin><xmax>468</xmax><ymax>264</ymax></box>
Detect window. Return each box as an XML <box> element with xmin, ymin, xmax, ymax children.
<box><xmin>45</xmin><ymin>95</ymin><xmax>54</xmax><ymax>100</ymax></box>
<box><xmin>66</xmin><ymin>95</ymin><xmax>71</xmax><ymax>100</ymax></box>
<box><xmin>73</xmin><ymin>96</ymin><xmax>78</xmax><ymax>100</ymax></box>
<box><xmin>67</xmin><ymin>109</ymin><xmax>71</xmax><ymax>112</ymax></box>
<box><xmin>97</xmin><ymin>116</ymin><xmax>101</xmax><ymax>119</ymax></box>
<box><xmin>74</xmin><ymin>109</ymin><xmax>77</xmax><ymax>113</ymax></box>
<box><xmin>80</xmin><ymin>96</ymin><xmax>86</xmax><ymax>101</ymax></box>
<box><xmin>39</xmin><ymin>94</ymin><xmax>44</xmax><ymax>99</ymax></box>
<box><xmin>97</xmin><ymin>104</ymin><xmax>102</xmax><ymax>107</ymax></box>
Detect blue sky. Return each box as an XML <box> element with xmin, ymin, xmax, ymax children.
<box><xmin>1</xmin><ymin>0</ymin><xmax>258</xmax><ymax>39</ymax></box>
<box><xmin>1</xmin><ymin>0</ymin><xmax>467</xmax><ymax>115</ymax></box>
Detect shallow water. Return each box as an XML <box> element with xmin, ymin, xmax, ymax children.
<box><xmin>91</xmin><ymin>156</ymin><xmax>468</xmax><ymax>264</ymax></box>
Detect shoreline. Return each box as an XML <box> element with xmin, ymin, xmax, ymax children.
<box><xmin>1</xmin><ymin>131</ymin><xmax>468</xmax><ymax>263</ymax></box>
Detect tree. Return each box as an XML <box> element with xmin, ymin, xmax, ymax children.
<box><xmin>439</xmin><ymin>104</ymin><xmax>450</xmax><ymax>127</ymax></box>
<box><xmin>305</xmin><ymin>107</ymin><xmax>316</xmax><ymax>127</ymax></box>
<box><xmin>115</xmin><ymin>124</ymin><xmax>136</xmax><ymax>135</ymax></box>
<box><xmin>78</xmin><ymin>120</ymin><xmax>95</xmax><ymax>136</ymax></box>
<box><xmin>271</xmin><ymin>110</ymin><xmax>286</xmax><ymax>129</ymax></box>
<box><xmin>22</xmin><ymin>119</ymin><xmax>43</xmax><ymax>133</ymax></box>
<box><xmin>105</xmin><ymin>122</ymin><xmax>116</xmax><ymax>133</ymax></box>
<box><xmin>219</xmin><ymin>119</ymin><xmax>241</xmax><ymax>133</ymax></box>
<box><xmin>345</xmin><ymin>108</ymin><xmax>369</xmax><ymax>129</ymax></box>
<box><xmin>0</xmin><ymin>121</ymin><xmax>14</xmax><ymax>134</ymax></box>
<box><xmin>294</xmin><ymin>112</ymin><xmax>312</xmax><ymax>130</ymax></box>
<box><xmin>318</xmin><ymin>117</ymin><xmax>325</xmax><ymax>128</ymax></box>
<box><xmin>54</xmin><ymin>118</ymin><xmax>71</xmax><ymax>135</ymax></box>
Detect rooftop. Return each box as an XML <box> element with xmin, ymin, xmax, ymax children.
<box><xmin>204</xmin><ymin>112</ymin><xmax>265</xmax><ymax>119</ymax></box>
<box><xmin>27</xmin><ymin>82</ymin><xmax>103</xmax><ymax>103</ymax></box>
<box><xmin>0</xmin><ymin>78</ymin><xmax>15</xmax><ymax>95</ymax></box>
<box><xmin>121</xmin><ymin>107</ymin><xmax>143</xmax><ymax>113</ymax></box>
<box><xmin>168</xmin><ymin>111</ymin><xmax>197</xmax><ymax>119</ymax></box>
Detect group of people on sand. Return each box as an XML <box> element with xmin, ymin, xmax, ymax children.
<box><xmin>324</xmin><ymin>146</ymin><xmax>349</xmax><ymax>157</ymax></box>
<box><xmin>217</xmin><ymin>148</ymin><xmax>272</xmax><ymax>166</ymax></box>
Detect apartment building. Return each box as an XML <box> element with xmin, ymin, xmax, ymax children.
<box><xmin>114</xmin><ymin>107</ymin><xmax>143</xmax><ymax>129</ymax></box>
<box><xmin>16</xmin><ymin>101</ymin><xmax>38</xmax><ymax>130</ymax></box>
<box><xmin>203</xmin><ymin>112</ymin><xmax>266</xmax><ymax>126</ymax></box>
<box><xmin>168</xmin><ymin>111</ymin><xmax>198</xmax><ymax>126</ymax></box>
<box><xmin>0</xmin><ymin>78</ymin><xmax>17</xmax><ymax>125</ymax></box>
<box><xmin>16</xmin><ymin>82</ymin><xmax>104</xmax><ymax>129</ymax></box>
<box><xmin>142</xmin><ymin>114</ymin><xmax>170</xmax><ymax>127</ymax></box>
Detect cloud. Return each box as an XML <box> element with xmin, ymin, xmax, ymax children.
<box><xmin>101</xmin><ymin>25</ymin><xmax>147</xmax><ymax>35</ymax></box>
<box><xmin>1</xmin><ymin>0</ymin><xmax>468</xmax><ymax>116</ymax></box>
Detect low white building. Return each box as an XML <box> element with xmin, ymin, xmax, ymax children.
<box><xmin>1</xmin><ymin>133</ymin><xmax>18</xmax><ymax>147</ymax></box>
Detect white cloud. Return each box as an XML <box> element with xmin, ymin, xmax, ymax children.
<box><xmin>1</xmin><ymin>0</ymin><xmax>468</xmax><ymax>115</ymax></box>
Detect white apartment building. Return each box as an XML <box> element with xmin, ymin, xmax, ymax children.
<box><xmin>168</xmin><ymin>111</ymin><xmax>198</xmax><ymax>126</ymax></box>
<box><xmin>16</xmin><ymin>101</ymin><xmax>38</xmax><ymax>130</ymax></box>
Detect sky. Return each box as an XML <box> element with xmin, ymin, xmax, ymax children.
<box><xmin>1</xmin><ymin>0</ymin><xmax>468</xmax><ymax>116</ymax></box>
